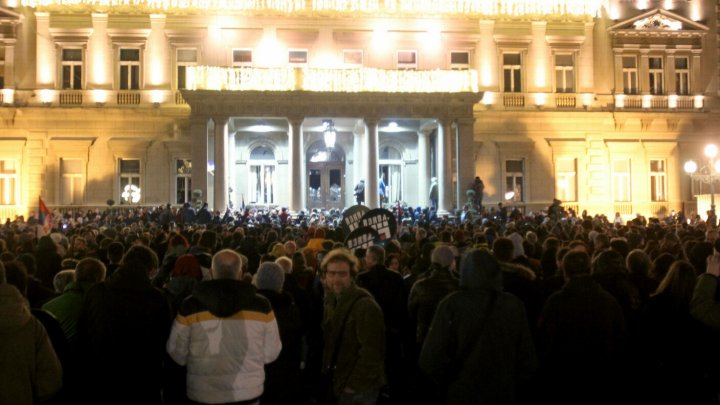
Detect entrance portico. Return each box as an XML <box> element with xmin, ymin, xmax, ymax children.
<box><xmin>182</xmin><ymin>90</ymin><xmax>482</xmax><ymax>214</ymax></box>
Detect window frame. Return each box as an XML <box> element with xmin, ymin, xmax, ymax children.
<box><xmin>342</xmin><ymin>49</ymin><xmax>363</xmax><ymax>67</ymax></box>
<box><xmin>555</xmin><ymin>158</ymin><xmax>577</xmax><ymax>202</ymax></box>
<box><xmin>118</xmin><ymin>158</ymin><xmax>142</xmax><ymax>204</ymax></box>
<box><xmin>502</xmin><ymin>52</ymin><xmax>523</xmax><ymax>93</ymax></box>
<box><xmin>232</xmin><ymin>48</ymin><xmax>253</xmax><ymax>67</ymax></box>
<box><xmin>118</xmin><ymin>47</ymin><xmax>142</xmax><ymax>90</ymax></box>
<box><xmin>649</xmin><ymin>158</ymin><xmax>667</xmax><ymax>202</ymax></box>
<box><xmin>554</xmin><ymin>53</ymin><xmax>575</xmax><ymax>94</ymax></box>
<box><xmin>612</xmin><ymin>158</ymin><xmax>632</xmax><ymax>202</ymax></box>
<box><xmin>622</xmin><ymin>55</ymin><xmax>639</xmax><ymax>95</ymax></box>
<box><xmin>61</xmin><ymin>47</ymin><xmax>84</xmax><ymax>90</ymax></box>
<box><xmin>504</xmin><ymin>159</ymin><xmax>525</xmax><ymax>203</ymax></box>
<box><xmin>288</xmin><ymin>48</ymin><xmax>309</xmax><ymax>66</ymax></box>
<box><xmin>175</xmin><ymin>48</ymin><xmax>198</xmax><ymax>90</ymax></box>
<box><xmin>648</xmin><ymin>55</ymin><xmax>665</xmax><ymax>95</ymax></box>
<box><xmin>0</xmin><ymin>159</ymin><xmax>18</xmax><ymax>206</ymax></box>
<box><xmin>397</xmin><ymin>50</ymin><xmax>418</xmax><ymax>70</ymax></box>
<box><xmin>674</xmin><ymin>55</ymin><xmax>690</xmax><ymax>95</ymax></box>
<box><xmin>175</xmin><ymin>158</ymin><xmax>192</xmax><ymax>205</ymax></box>
<box><xmin>449</xmin><ymin>50</ymin><xmax>470</xmax><ymax>70</ymax></box>
<box><xmin>60</xmin><ymin>158</ymin><xmax>85</xmax><ymax>205</ymax></box>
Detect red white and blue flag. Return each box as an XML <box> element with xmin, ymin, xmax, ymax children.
<box><xmin>38</xmin><ymin>197</ymin><xmax>52</xmax><ymax>235</ymax></box>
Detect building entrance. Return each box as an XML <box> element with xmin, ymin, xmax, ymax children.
<box><xmin>307</xmin><ymin>144</ymin><xmax>345</xmax><ymax>210</ymax></box>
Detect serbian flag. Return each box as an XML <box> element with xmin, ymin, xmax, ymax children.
<box><xmin>38</xmin><ymin>197</ymin><xmax>52</xmax><ymax>235</ymax></box>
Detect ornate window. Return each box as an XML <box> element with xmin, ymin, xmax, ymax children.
<box><xmin>613</xmin><ymin>159</ymin><xmax>631</xmax><ymax>202</ymax></box>
<box><xmin>248</xmin><ymin>146</ymin><xmax>276</xmax><ymax>205</ymax></box>
<box><xmin>650</xmin><ymin>159</ymin><xmax>666</xmax><ymax>202</ymax></box>
<box><xmin>397</xmin><ymin>50</ymin><xmax>417</xmax><ymax>69</ymax></box>
<box><xmin>555</xmin><ymin>158</ymin><xmax>577</xmax><ymax>202</ymax></box>
<box><xmin>502</xmin><ymin>53</ymin><xmax>522</xmax><ymax>93</ymax></box>
<box><xmin>232</xmin><ymin>49</ymin><xmax>252</xmax><ymax>66</ymax></box>
<box><xmin>60</xmin><ymin>159</ymin><xmax>84</xmax><ymax>205</ymax></box>
<box><xmin>622</xmin><ymin>56</ymin><xmax>638</xmax><ymax>95</ymax></box>
<box><xmin>119</xmin><ymin>159</ymin><xmax>141</xmax><ymax>204</ymax></box>
<box><xmin>505</xmin><ymin>159</ymin><xmax>524</xmax><ymax>202</ymax></box>
<box><xmin>61</xmin><ymin>48</ymin><xmax>83</xmax><ymax>90</ymax></box>
<box><xmin>675</xmin><ymin>56</ymin><xmax>690</xmax><ymax>95</ymax></box>
<box><xmin>119</xmin><ymin>48</ymin><xmax>141</xmax><ymax>90</ymax></box>
<box><xmin>649</xmin><ymin>56</ymin><xmax>664</xmax><ymax>95</ymax></box>
<box><xmin>554</xmin><ymin>54</ymin><xmax>575</xmax><ymax>93</ymax></box>
<box><xmin>176</xmin><ymin>49</ymin><xmax>197</xmax><ymax>90</ymax></box>
<box><xmin>0</xmin><ymin>160</ymin><xmax>17</xmax><ymax>205</ymax></box>
<box><xmin>176</xmin><ymin>159</ymin><xmax>192</xmax><ymax>204</ymax></box>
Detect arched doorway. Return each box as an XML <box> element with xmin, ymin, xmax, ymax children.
<box><xmin>307</xmin><ymin>142</ymin><xmax>344</xmax><ymax>210</ymax></box>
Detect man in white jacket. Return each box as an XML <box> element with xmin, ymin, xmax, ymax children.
<box><xmin>167</xmin><ymin>249</ymin><xmax>281</xmax><ymax>405</ymax></box>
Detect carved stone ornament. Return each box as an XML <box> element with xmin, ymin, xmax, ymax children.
<box><xmin>633</xmin><ymin>14</ymin><xmax>682</xmax><ymax>31</ymax></box>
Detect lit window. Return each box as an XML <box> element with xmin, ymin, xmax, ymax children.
<box><xmin>505</xmin><ymin>159</ymin><xmax>524</xmax><ymax>202</ymax></box>
<box><xmin>650</xmin><ymin>159</ymin><xmax>666</xmax><ymax>202</ymax></box>
<box><xmin>176</xmin><ymin>159</ymin><xmax>192</xmax><ymax>204</ymax></box>
<box><xmin>119</xmin><ymin>48</ymin><xmax>141</xmax><ymax>90</ymax></box>
<box><xmin>343</xmin><ymin>49</ymin><xmax>363</xmax><ymax>67</ymax></box>
<box><xmin>119</xmin><ymin>159</ymin><xmax>141</xmax><ymax>204</ymax></box>
<box><xmin>649</xmin><ymin>56</ymin><xmax>664</xmax><ymax>95</ymax></box>
<box><xmin>622</xmin><ymin>56</ymin><xmax>638</xmax><ymax>95</ymax></box>
<box><xmin>249</xmin><ymin>146</ymin><xmax>276</xmax><ymax>205</ymax></box>
<box><xmin>288</xmin><ymin>49</ymin><xmax>308</xmax><ymax>65</ymax></box>
<box><xmin>555</xmin><ymin>158</ymin><xmax>577</xmax><ymax>202</ymax></box>
<box><xmin>675</xmin><ymin>57</ymin><xmax>690</xmax><ymax>95</ymax></box>
<box><xmin>176</xmin><ymin>49</ymin><xmax>197</xmax><ymax>90</ymax></box>
<box><xmin>397</xmin><ymin>50</ymin><xmax>417</xmax><ymax>69</ymax></box>
<box><xmin>0</xmin><ymin>160</ymin><xmax>17</xmax><ymax>205</ymax></box>
<box><xmin>450</xmin><ymin>51</ymin><xmax>470</xmax><ymax>70</ymax></box>
<box><xmin>613</xmin><ymin>159</ymin><xmax>631</xmax><ymax>202</ymax></box>
<box><xmin>232</xmin><ymin>49</ymin><xmax>252</xmax><ymax>66</ymax></box>
<box><xmin>61</xmin><ymin>48</ymin><xmax>83</xmax><ymax>90</ymax></box>
<box><xmin>503</xmin><ymin>53</ymin><xmax>522</xmax><ymax>93</ymax></box>
<box><xmin>554</xmin><ymin>54</ymin><xmax>575</xmax><ymax>93</ymax></box>
<box><xmin>60</xmin><ymin>159</ymin><xmax>84</xmax><ymax>205</ymax></box>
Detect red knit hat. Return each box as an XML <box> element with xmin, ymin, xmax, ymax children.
<box><xmin>172</xmin><ymin>254</ymin><xmax>202</xmax><ymax>280</ymax></box>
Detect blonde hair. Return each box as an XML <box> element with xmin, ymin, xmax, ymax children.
<box><xmin>320</xmin><ymin>248</ymin><xmax>360</xmax><ymax>276</ymax></box>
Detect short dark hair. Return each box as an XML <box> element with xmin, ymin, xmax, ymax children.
<box><xmin>562</xmin><ymin>251</ymin><xmax>591</xmax><ymax>279</ymax></box>
<box><xmin>366</xmin><ymin>245</ymin><xmax>386</xmax><ymax>265</ymax></box>
<box><xmin>492</xmin><ymin>237</ymin><xmax>515</xmax><ymax>262</ymax></box>
<box><xmin>120</xmin><ymin>245</ymin><xmax>159</xmax><ymax>275</ymax></box>
<box><xmin>76</xmin><ymin>258</ymin><xmax>107</xmax><ymax>284</ymax></box>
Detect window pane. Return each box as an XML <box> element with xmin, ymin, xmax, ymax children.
<box><xmin>177</xmin><ymin>49</ymin><xmax>197</xmax><ymax>63</ymax></box>
<box><xmin>73</xmin><ymin>66</ymin><xmax>82</xmax><ymax>89</ymax></box>
<box><xmin>176</xmin><ymin>159</ymin><xmax>191</xmax><ymax>174</ymax></box>
<box><xmin>504</xmin><ymin>53</ymin><xmax>520</xmax><ymax>65</ymax></box>
<box><xmin>343</xmin><ymin>50</ymin><xmax>363</xmax><ymax>65</ymax></box>
<box><xmin>61</xmin><ymin>159</ymin><xmax>82</xmax><ymax>174</ymax></box>
<box><xmin>650</xmin><ymin>160</ymin><xmax>664</xmax><ymax>172</ymax></box>
<box><xmin>233</xmin><ymin>49</ymin><xmax>252</xmax><ymax>64</ymax></box>
<box><xmin>622</xmin><ymin>57</ymin><xmax>636</xmax><ymax>68</ymax></box>
<box><xmin>503</xmin><ymin>70</ymin><xmax>512</xmax><ymax>92</ymax></box>
<box><xmin>555</xmin><ymin>54</ymin><xmax>573</xmax><ymax>66</ymax></box>
<box><xmin>131</xmin><ymin>66</ymin><xmax>140</xmax><ymax>89</ymax></box>
<box><xmin>506</xmin><ymin>160</ymin><xmax>523</xmax><ymax>172</ymax></box>
<box><xmin>398</xmin><ymin>51</ymin><xmax>416</xmax><ymax>64</ymax></box>
<box><xmin>675</xmin><ymin>57</ymin><xmax>688</xmax><ymax>69</ymax></box>
<box><xmin>62</xmin><ymin>66</ymin><xmax>71</xmax><ymax>89</ymax></box>
<box><xmin>63</xmin><ymin>49</ymin><xmax>82</xmax><ymax>61</ymax></box>
<box><xmin>513</xmin><ymin>69</ymin><xmax>521</xmax><ymax>92</ymax></box>
<box><xmin>250</xmin><ymin>146</ymin><xmax>275</xmax><ymax>160</ymax></box>
<box><xmin>120</xmin><ymin>159</ymin><xmax>140</xmax><ymax>173</ymax></box>
<box><xmin>177</xmin><ymin>177</ymin><xmax>187</xmax><ymax>204</ymax></box>
<box><xmin>120</xmin><ymin>66</ymin><xmax>129</xmax><ymax>90</ymax></box>
<box><xmin>289</xmin><ymin>50</ymin><xmax>308</xmax><ymax>64</ymax></box>
<box><xmin>178</xmin><ymin>66</ymin><xmax>187</xmax><ymax>89</ymax></box>
<box><xmin>649</xmin><ymin>57</ymin><xmax>663</xmax><ymax>69</ymax></box>
<box><xmin>451</xmin><ymin>52</ymin><xmax>469</xmax><ymax>64</ymax></box>
<box><xmin>120</xmin><ymin>49</ymin><xmax>140</xmax><ymax>61</ymax></box>
<box><xmin>613</xmin><ymin>159</ymin><xmax>629</xmax><ymax>172</ymax></box>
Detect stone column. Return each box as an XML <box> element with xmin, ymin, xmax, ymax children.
<box><xmin>3</xmin><ymin>45</ymin><xmax>13</xmax><ymax>89</ymax></box>
<box><xmin>90</xmin><ymin>13</ymin><xmax>111</xmax><ymax>89</ymax></box>
<box><xmin>288</xmin><ymin>117</ymin><xmax>304</xmax><ymax>213</ymax></box>
<box><xmin>227</xmin><ymin>129</ymin><xmax>236</xmax><ymax>209</ymax></box>
<box><xmin>456</xmin><ymin>118</ymin><xmax>476</xmax><ymax>209</ymax></box>
<box><xmin>353</xmin><ymin>120</ymin><xmax>365</xmax><ymax>203</ymax></box>
<box><xmin>437</xmin><ymin>119</ymin><xmax>453</xmax><ymax>215</ymax></box>
<box><xmin>691</xmin><ymin>50</ymin><xmax>702</xmax><ymax>96</ymax></box>
<box><xmin>639</xmin><ymin>50</ymin><xmax>650</xmax><ymax>95</ymax></box>
<box><xmin>35</xmin><ymin>12</ymin><xmax>55</xmax><ymax>88</ymax></box>
<box><xmin>613</xmin><ymin>51</ymin><xmax>624</xmax><ymax>95</ymax></box>
<box><xmin>190</xmin><ymin>117</ymin><xmax>209</xmax><ymax>207</ymax></box>
<box><xmin>477</xmin><ymin>20</ymin><xmax>498</xmax><ymax>90</ymax></box>
<box><xmin>147</xmin><ymin>14</ymin><xmax>170</xmax><ymax>89</ymax></box>
<box><xmin>578</xmin><ymin>22</ymin><xmax>595</xmax><ymax>93</ymax></box>
<box><xmin>666</xmin><ymin>51</ymin><xmax>676</xmax><ymax>96</ymax></box>
<box><xmin>528</xmin><ymin>21</ymin><xmax>550</xmax><ymax>93</ymax></box>
<box><xmin>364</xmin><ymin>118</ymin><xmax>380</xmax><ymax>209</ymax></box>
<box><xmin>213</xmin><ymin>116</ymin><xmax>229</xmax><ymax>212</ymax></box>
<box><xmin>417</xmin><ymin>128</ymin><xmax>431</xmax><ymax>208</ymax></box>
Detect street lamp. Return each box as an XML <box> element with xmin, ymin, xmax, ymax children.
<box><xmin>684</xmin><ymin>144</ymin><xmax>720</xmax><ymax>217</ymax></box>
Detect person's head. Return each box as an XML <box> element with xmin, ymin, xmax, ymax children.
<box><xmin>107</xmin><ymin>241</ymin><xmax>125</xmax><ymax>264</ymax></box>
<box><xmin>75</xmin><ymin>258</ymin><xmax>107</xmax><ymax>284</ymax></box>
<box><xmin>73</xmin><ymin>236</ymin><xmax>87</xmax><ymax>250</ymax></box>
<box><xmin>4</xmin><ymin>261</ymin><xmax>28</xmax><ymax>296</ymax></box>
<box><xmin>562</xmin><ymin>250</ymin><xmax>591</xmax><ymax>279</ymax></box>
<box><xmin>321</xmin><ymin>248</ymin><xmax>360</xmax><ymax>296</ymax></box>
<box><xmin>291</xmin><ymin>251</ymin><xmax>307</xmax><ymax>272</ymax></box>
<box><xmin>385</xmin><ymin>253</ymin><xmax>401</xmax><ymax>272</ymax></box>
<box><xmin>172</xmin><ymin>254</ymin><xmax>203</xmax><ymax>281</ymax></box>
<box><xmin>284</xmin><ymin>240</ymin><xmax>297</xmax><ymax>256</ymax></box>
<box><xmin>255</xmin><ymin>262</ymin><xmax>285</xmax><ymax>293</ymax></box>
<box><xmin>626</xmin><ymin>249</ymin><xmax>651</xmax><ymax>276</ymax></box>
<box><xmin>492</xmin><ymin>237</ymin><xmax>515</xmax><ymax>262</ymax></box>
<box><xmin>364</xmin><ymin>245</ymin><xmax>385</xmax><ymax>268</ymax></box>
<box><xmin>654</xmin><ymin>260</ymin><xmax>696</xmax><ymax>307</ymax></box>
<box><xmin>459</xmin><ymin>248</ymin><xmax>502</xmax><ymax>291</ymax></box>
<box><xmin>431</xmin><ymin>245</ymin><xmax>456</xmax><ymax>270</ymax></box>
<box><xmin>651</xmin><ymin>252</ymin><xmax>676</xmax><ymax>283</ymax></box>
<box><xmin>53</xmin><ymin>269</ymin><xmax>75</xmax><ymax>293</ymax></box>
<box><xmin>688</xmin><ymin>241</ymin><xmax>714</xmax><ymax>276</ymax></box>
<box><xmin>211</xmin><ymin>249</ymin><xmax>242</xmax><ymax>280</ymax></box>
<box><xmin>270</xmin><ymin>243</ymin><xmax>286</xmax><ymax>258</ymax></box>
<box><xmin>198</xmin><ymin>230</ymin><xmax>218</xmax><ymax>251</ymax></box>
<box><xmin>592</xmin><ymin>249</ymin><xmax>626</xmax><ymax>276</ymax></box>
<box><xmin>17</xmin><ymin>253</ymin><xmax>37</xmax><ymax>276</ymax></box>
<box><xmin>37</xmin><ymin>235</ymin><xmax>58</xmax><ymax>253</ymax></box>
<box><xmin>275</xmin><ymin>256</ymin><xmax>293</xmax><ymax>274</ymax></box>
<box><xmin>120</xmin><ymin>245</ymin><xmax>159</xmax><ymax>278</ymax></box>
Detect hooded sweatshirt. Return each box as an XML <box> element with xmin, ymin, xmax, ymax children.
<box><xmin>167</xmin><ymin>279</ymin><xmax>282</xmax><ymax>404</ymax></box>
<box><xmin>0</xmin><ymin>284</ymin><xmax>62</xmax><ymax>405</ymax></box>
<box><xmin>419</xmin><ymin>249</ymin><xmax>537</xmax><ymax>405</ymax></box>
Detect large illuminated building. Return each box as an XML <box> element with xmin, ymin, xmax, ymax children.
<box><xmin>0</xmin><ymin>0</ymin><xmax>717</xmax><ymax>220</ymax></box>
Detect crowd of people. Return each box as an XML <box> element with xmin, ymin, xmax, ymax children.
<box><xmin>2</xmin><ymin>201</ymin><xmax>720</xmax><ymax>405</ymax></box>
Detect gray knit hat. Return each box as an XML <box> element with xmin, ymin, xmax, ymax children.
<box><xmin>255</xmin><ymin>262</ymin><xmax>285</xmax><ymax>292</ymax></box>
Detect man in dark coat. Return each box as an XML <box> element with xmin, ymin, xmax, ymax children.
<box><xmin>322</xmin><ymin>248</ymin><xmax>386</xmax><ymax>404</ymax></box>
<box><xmin>537</xmin><ymin>250</ymin><xmax>627</xmax><ymax>404</ymax></box>
<box><xmin>78</xmin><ymin>245</ymin><xmax>172</xmax><ymax>405</ymax></box>
<box><xmin>357</xmin><ymin>245</ymin><xmax>409</xmax><ymax>401</ymax></box>
<box><xmin>419</xmin><ymin>248</ymin><xmax>537</xmax><ymax>405</ymax></box>
<box><xmin>354</xmin><ymin>180</ymin><xmax>365</xmax><ymax>205</ymax></box>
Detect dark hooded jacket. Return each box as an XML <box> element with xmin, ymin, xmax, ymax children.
<box><xmin>166</xmin><ymin>279</ymin><xmax>282</xmax><ymax>404</ymax></box>
<box><xmin>419</xmin><ymin>249</ymin><xmax>537</xmax><ymax>405</ymax></box>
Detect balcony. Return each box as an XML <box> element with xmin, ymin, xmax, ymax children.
<box><xmin>59</xmin><ymin>91</ymin><xmax>83</xmax><ymax>105</ymax></box>
<box><xmin>21</xmin><ymin>89</ymin><xmax>189</xmax><ymax>108</ymax></box>
<box><xmin>615</xmin><ymin>94</ymin><xmax>703</xmax><ymax>111</ymax></box>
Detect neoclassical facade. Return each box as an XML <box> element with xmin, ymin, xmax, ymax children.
<box><xmin>0</xmin><ymin>0</ymin><xmax>718</xmax><ymax>219</ymax></box>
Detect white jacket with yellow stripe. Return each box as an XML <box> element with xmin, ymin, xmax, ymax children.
<box><xmin>167</xmin><ymin>279</ymin><xmax>282</xmax><ymax>404</ymax></box>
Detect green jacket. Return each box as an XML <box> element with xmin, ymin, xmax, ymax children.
<box><xmin>43</xmin><ymin>281</ymin><xmax>94</xmax><ymax>344</ymax></box>
<box><xmin>690</xmin><ymin>273</ymin><xmax>720</xmax><ymax>332</ymax></box>
<box><xmin>323</xmin><ymin>283</ymin><xmax>386</xmax><ymax>396</ymax></box>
